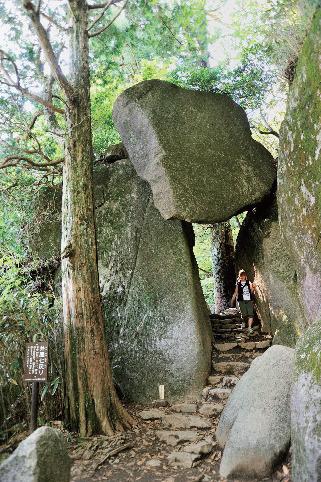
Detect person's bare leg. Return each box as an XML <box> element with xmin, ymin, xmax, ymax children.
<box><xmin>248</xmin><ymin>317</ymin><xmax>253</xmax><ymax>328</ymax></box>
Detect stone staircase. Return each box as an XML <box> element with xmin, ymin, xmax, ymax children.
<box><xmin>202</xmin><ymin>307</ymin><xmax>272</xmax><ymax>413</ymax></box>
<box><xmin>132</xmin><ymin>308</ymin><xmax>273</xmax><ymax>473</ymax></box>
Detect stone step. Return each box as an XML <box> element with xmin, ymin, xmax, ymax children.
<box><xmin>171</xmin><ymin>403</ymin><xmax>197</xmax><ymax>413</ymax></box>
<box><xmin>198</xmin><ymin>402</ymin><xmax>224</xmax><ymax>416</ymax></box>
<box><xmin>213</xmin><ymin>342</ymin><xmax>238</xmax><ymax>352</ymax></box>
<box><xmin>208</xmin><ymin>388</ymin><xmax>232</xmax><ymax>400</ymax></box>
<box><xmin>161</xmin><ymin>414</ymin><xmax>212</xmax><ymax>429</ymax></box>
<box><xmin>155</xmin><ymin>430</ymin><xmax>202</xmax><ymax>446</ymax></box>
<box><xmin>207</xmin><ymin>375</ymin><xmax>223</xmax><ymax>385</ymax></box>
<box><xmin>212</xmin><ymin>361</ymin><xmax>250</xmax><ymax>375</ymax></box>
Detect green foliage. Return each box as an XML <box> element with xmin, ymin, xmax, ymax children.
<box><xmin>193</xmin><ymin>225</ymin><xmax>214</xmax><ymax>306</ymax></box>
<box><xmin>0</xmin><ymin>253</ymin><xmax>64</xmax><ymax>435</ymax></box>
<box><xmin>169</xmin><ymin>45</ymin><xmax>277</xmax><ymax>111</ymax></box>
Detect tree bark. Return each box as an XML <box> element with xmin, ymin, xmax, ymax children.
<box><xmin>59</xmin><ymin>0</ymin><xmax>133</xmax><ymax>435</ymax></box>
<box><xmin>210</xmin><ymin>222</ymin><xmax>236</xmax><ymax>314</ymax></box>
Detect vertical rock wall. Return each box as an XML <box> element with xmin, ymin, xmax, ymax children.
<box><xmin>278</xmin><ymin>7</ymin><xmax>321</xmax><ymax>326</ymax></box>
<box><xmin>236</xmin><ymin>8</ymin><xmax>321</xmax><ymax>342</ymax></box>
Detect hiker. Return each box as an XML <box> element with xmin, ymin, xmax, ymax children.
<box><xmin>231</xmin><ymin>269</ymin><xmax>256</xmax><ymax>334</ymax></box>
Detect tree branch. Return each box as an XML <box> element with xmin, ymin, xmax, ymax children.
<box><xmin>87</xmin><ymin>0</ymin><xmax>113</xmax><ymax>32</ymax></box>
<box><xmin>88</xmin><ymin>0</ymin><xmax>128</xmax><ymax>38</ymax></box>
<box><xmin>0</xmin><ymin>155</ymin><xmax>64</xmax><ymax>171</ymax></box>
<box><xmin>87</xmin><ymin>0</ymin><xmax>123</xmax><ymax>9</ymax></box>
<box><xmin>0</xmin><ymin>78</ymin><xmax>65</xmax><ymax>114</ymax></box>
<box><xmin>23</xmin><ymin>1</ymin><xmax>71</xmax><ymax>100</ymax></box>
<box><xmin>258</xmin><ymin>129</ymin><xmax>280</xmax><ymax>138</ymax></box>
<box><xmin>155</xmin><ymin>5</ymin><xmax>183</xmax><ymax>46</ymax></box>
<box><xmin>40</xmin><ymin>12</ymin><xmax>68</xmax><ymax>32</ymax></box>
<box><xmin>17</xmin><ymin>111</ymin><xmax>43</xmax><ymax>141</ymax></box>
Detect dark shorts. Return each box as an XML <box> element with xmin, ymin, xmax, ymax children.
<box><xmin>238</xmin><ymin>300</ymin><xmax>254</xmax><ymax>318</ymax></box>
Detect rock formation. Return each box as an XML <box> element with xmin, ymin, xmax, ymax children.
<box><xmin>29</xmin><ymin>160</ymin><xmax>212</xmax><ymax>402</ymax></box>
<box><xmin>236</xmin><ymin>8</ymin><xmax>321</xmax><ymax>338</ymax></box>
<box><xmin>235</xmin><ymin>191</ymin><xmax>305</xmax><ymax>343</ymax></box>
<box><xmin>291</xmin><ymin>320</ymin><xmax>321</xmax><ymax>482</ymax></box>
<box><xmin>0</xmin><ymin>426</ymin><xmax>71</xmax><ymax>482</ymax></box>
<box><xmin>234</xmin><ymin>8</ymin><xmax>321</xmax><ymax>478</ymax></box>
<box><xmin>216</xmin><ymin>345</ymin><xmax>295</xmax><ymax>479</ymax></box>
<box><xmin>113</xmin><ymin>79</ymin><xmax>276</xmax><ymax>223</ymax></box>
<box><xmin>95</xmin><ymin>160</ymin><xmax>212</xmax><ymax>402</ymax></box>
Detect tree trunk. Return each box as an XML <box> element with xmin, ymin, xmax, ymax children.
<box><xmin>61</xmin><ymin>0</ymin><xmax>133</xmax><ymax>435</ymax></box>
<box><xmin>210</xmin><ymin>222</ymin><xmax>236</xmax><ymax>314</ymax></box>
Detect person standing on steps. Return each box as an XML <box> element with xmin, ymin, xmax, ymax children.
<box><xmin>231</xmin><ymin>269</ymin><xmax>257</xmax><ymax>334</ymax></box>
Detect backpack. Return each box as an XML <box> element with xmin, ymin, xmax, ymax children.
<box><xmin>237</xmin><ymin>280</ymin><xmax>251</xmax><ymax>301</ymax></box>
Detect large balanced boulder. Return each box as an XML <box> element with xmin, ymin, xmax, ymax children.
<box><xmin>0</xmin><ymin>426</ymin><xmax>71</xmax><ymax>482</ymax></box>
<box><xmin>291</xmin><ymin>321</ymin><xmax>321</xmax><ymax>482</ymax></box>
<box><xmin>28</xmin><ymin>160</ymin><xmax>212</xmax><ymax>402</ymax></box>
<box><xmin>112</xmin><ymin>79</ymin><xmax>276</xmax><ymax>223</ymax></box>
<box><xmin>216</xmin><ymin>345</ymin><xmax>295</xmax><ymax>479</ymax></box>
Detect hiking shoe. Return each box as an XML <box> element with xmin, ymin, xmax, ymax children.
<box><xmin>241</xmin><ymin>323</ymin><xmax>246</xmax><ymax>329</ymax></box>
<box><xmin>248</xmin><ymin>327</ymin><xmax>254</xmax><ymax>334</ymax></box>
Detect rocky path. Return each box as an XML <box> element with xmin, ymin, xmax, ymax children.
<box><xmin>69</xmin><ymin>309</ymin><xmax>290</xmax><ymax>481</ymax></box>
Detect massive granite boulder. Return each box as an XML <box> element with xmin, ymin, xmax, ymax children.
<box><xmin>29</xmin><ymin>160</ymin><xmax>212</xmax><ymax>402</ymax></box>
<box><xmin>216</xmin><ymin>345</ymin><xmax>295</xmax><ymax>479</ymax></box>
<box><xmin>95</xmin><ymin>160</ymin><xmax>212</xmax><ymax>401</ymax></box>
<box><xmin>112</xmin><ymin>79</ymin><xmax>276</xmax><ymax>223</ymax></box>
<box><xmin>291</xmin><ymin>320</ymin><xmax>321</xmax><ymax>482</ymax></box>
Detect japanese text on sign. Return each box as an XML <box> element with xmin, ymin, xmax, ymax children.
<box><xmin>24</xmin><ymin>342</ymin><xmax>48</xmax><ymax>382</ymax></box>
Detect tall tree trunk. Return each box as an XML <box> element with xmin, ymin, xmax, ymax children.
<box><xmin>210</xmin><ymin>222</ymin><xmax>236</xmax><ymax>314</ymax></box>
<box><xmin>61</xmin><ymin>0</ymin><xmax>133</xmax><ymax>435</ymax></box>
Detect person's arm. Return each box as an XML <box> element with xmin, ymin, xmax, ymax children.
<box><xmin>231</xmin><ymin>285</ymin><xmax>238</xmax><ymax>306</ymax></box>
<box><xmin>250</xmin><ymin>282</ymin><xmax>256</xmax><ymax>293</ymax></box>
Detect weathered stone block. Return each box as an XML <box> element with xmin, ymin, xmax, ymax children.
<box><xmin>0</xmin><ymin>426</ymin><xmax>71</xmax><ymax>482</ymax></box>
<box><xmin>216</xmin><ymin>345</ymin><xmax>295</xmax><ymax>479</ymax></box>
<box><xmin>113</xmin><ymin>79</ymin><xmax>276</xmax><ymax>223</ymax></box>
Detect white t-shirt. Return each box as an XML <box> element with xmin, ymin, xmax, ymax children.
<box><xmin>239</xmin><ymin>281</ymin><xmax>251</xmax><ymax>300</ymax></box>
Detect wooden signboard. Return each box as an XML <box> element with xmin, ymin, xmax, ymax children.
<box><xmin>24</xmin><ymin>342</ymin><xmax>48</xmax><ymax>382</ymax></box>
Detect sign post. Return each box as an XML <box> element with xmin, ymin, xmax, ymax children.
<box><xmin>24</xmin><ymin>342</ymin><xmax>48</xmax><ymax>433</ymax></box>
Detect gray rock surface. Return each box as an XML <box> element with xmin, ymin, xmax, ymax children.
<box><xmin>96</xmin><ymin>161</ymin><xmax>212</xmax><ymax>402</ymax></box>
<box><xmin>112</xmin><ymin>79</ymin><xmax>276</xmax><ymax>223</ymax></box>
<box><xmin>236</xmin><ymin>9</ymin><xmax>321</xmax><ymax>343</ymax></box>
<box><xmin>0</xmin><ymin>426</ymin><xmax>71</xmax><ymax>482</ymax></box>
<box><xmin>161</xmin><ymin>414</ymin><xmax>212</xmax><ymax>429</ymax></box>
<box><xmin>139</xmin><ymin>409</ymin><xmax>163</xmax><ymax>420</ymax></box>
<box><xmin>182</xmin><ymin>441</ymin><xmax>212</xmax><ymax>454</ymax></box>
<box><xmin>168</xmin><ymin>452</ymin><xmax>199</xmax><ymax>468</ymax></box>
<box><xmin>216</xmin><ymin>345</ymin><xmax>295</xmax><ymax>479</ymax></box>
<box><xmin>28</xmin><ymin>159</ymin><xmax>212</xmax><ymax>403</ymax></box>
<box><xmin>155</xmin><ymin>431</ymin><xmax>202</xmax><ymax>446</ymax></box>
<box><xmin>291</xmin><ymin>321</ymin><xmax>321</xmax><ymax>482</ymax></box>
